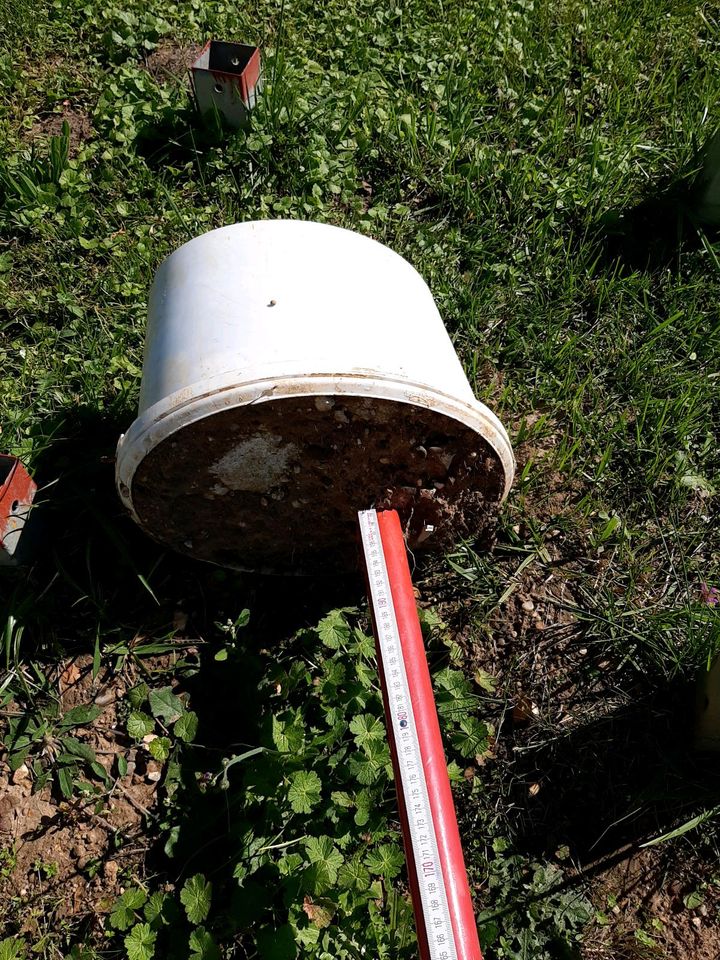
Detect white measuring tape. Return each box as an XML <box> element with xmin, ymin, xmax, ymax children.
<box><xmin>358</xmin><ymin>510</ymin><xmax>458</xmax><ymax>960</ymax></box>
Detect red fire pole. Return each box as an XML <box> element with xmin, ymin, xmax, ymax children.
<box><xmin>361</xmin><ymin>509</ymin><xmax>482</xmax><ymax>960</ymax></box>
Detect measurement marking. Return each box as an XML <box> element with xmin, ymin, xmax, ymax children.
<box><xmin>359</xmin><ymin>510</ymin><xmax>458</xmax><ymax>960</ymax></box>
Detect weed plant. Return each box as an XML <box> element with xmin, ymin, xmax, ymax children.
<box><xmin>1</xmin><ymin>0</ymin><xmax>719</xmax><ymax>957</ymax></box>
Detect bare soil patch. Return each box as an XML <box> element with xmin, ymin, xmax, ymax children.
<box><xmin>28</xmin><ymin>105</ymin><xmax>93</xmax><ymax>153</ymax></box>
<box><xmin>585</xmin><ymin>846</ymin><xmax>720</xmax><ymax>959</ymax></box>
<box><xmin>144</xmin><ymin>42</ymin><xmax>202</xmax><ymax>82</ymax></box>
<box><xmin>0</xmin><ymin>655</ymin><xmax>160</xmax><ymax>936</ymax></box>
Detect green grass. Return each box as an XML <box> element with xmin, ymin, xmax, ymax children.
<box><xmin>1</xmin><ymin>0</ymin><xmax>720</xmax><ymax>957</ymax></box>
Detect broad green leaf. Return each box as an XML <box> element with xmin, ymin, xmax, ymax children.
<box><xmin>232</xmin><ymin>833</ymin><xmax>269</xmax><ymax>882</ymax></box>
<box><xmin>127</xmin><ymin>712</ymin><xmax>154</xmax><ymax>740</ymax></box>
<box><xmin>189</xmin><ymin>927</ymin><xmax>220</xmax><ymax>960</ymax></box>
<box><xmin>348</xmin><ymin>739</ymin><xmax>390</xmax><ymax>784</ymax></box>
<box><xmin>230</xmin><ymin>609</ymin><xmax>251</xmax><ymax>630</ymax></box>
<box><xmin>473</xmin><ymin>668</ymin><xmax>497</xmax><ymax>693</ymax></box>
<box><xmin>680</xmin><ymin>472</ymin><xmax>715</xmax><ymax>496</ymax></box>
<box><xmin>143</xmin><ymin>891</ymin><xmax>170</xmax><ymax>926</ymax></box>
<box><xmin>277</xmin><ymin>852</ymin><xmax>304</xmax><ymax>876</ymax></box>
<box><xmin>351</xmin><ymin>629</ymin><xmax>375</xmax><ymax>658</ymax></box>
<box><xmin>57</xmin><ymin>765</ymin><xmax>75</xmax><ymax>798</ymax></box>
<box><xmin>60</xmin><ymin>736</ymin><xmax>97</xmax><ymax>765</ymax></box>
<box><xmin>60</xmin><ymin>739</ymin><xmax>108</xmax><ymax>785</ymax></box>
<box><xmin>321</xmin><ymin>659</ymin><xmax>346</xmax><ymax>689</ymax></box>
<box><xmin>434</xmin><ymin>667</ymin><xmax>474</xmax><ymax>696</ymax></box>
<box><xmin>305</xmin><ymin>836</ymin><xmax>343</xmax><ymax>871</ymax></box>
<box><xmin>304</xmin><ymin>836</ymin><xmax>344</xmax><ymax>893</ymax></box>
<box><xmin>128</xmin><ymin>683</ymin><xmax>149</xmax><ymax>709</ymax></box>
<box><xmin>479</xmin><ymin>919</ymin><xmax>500</xmax><ymax>951</ymax></box>
<box><xmin>450</xmin><ymin>717</ymin><xmax>489</xmax><ymax>758</ymax></box>
<box><xmin>434</xmin><ymin>667</ymin><xmax>476</xmax><ymax>720</ymax></box>
<box><xmin>685</xmin><ymin>889</ymin><xmax>705</xmax><ymax>910</ymax></box>
<box><xmin>0</xmin><ymin>937</ymin><xmax>25</xmax><ymax>960</ymax></box>
<box><xmin>317</xmin><ymin>609</ymin><xmax>352</xmax><ymax>649</ymax></box>
<box><xmin>180</xmin><ymin>874</ymin><xmax>212</xmax><ymax>925</ymax></box>
<box><xmin>354</xmin><ymin>661</ymin><xmax>376</xmax><ymax>690</ymax></box>
<box><xmin>174</xmin><ymin>711</ymin><xmax>198</xmax><ymax>743</ymax></box>
<box><xmin>348</xmin><ymin>714</ymin><xmax>385</xmax><ymax>750</ymax></box>
<box><xmin>354</xmin><ymin>789</ymin><xmax>373</xmax><ymax>826</ymax></box>
<box><xmin>125</xmin><ymin>922</ymin><xmax>156</xmax><ymax>960</ymax></box>
<box><xmin>287</xmin><ymin>770</ymin><xmax>322</xmax><ymax>813</ymax></box>
<box><xmin>364</xmin><ymin>843</ymin><xmax>405</xmax><ymax>879</ymax></box>
<box><xmin>294</xmin><ymin>924</ymin><xmax>321</xmax><ymax>949</ymax></box>
<box><xmin>272</xmin><ymin>711</ymin><xmax>305</xmax><ymax>753</ymax></box>
<box><xmin>164</xmin><ymin>825</ymin><xmax>180</xmax><ymax>858</ymax></box>
<box><xmin>447</xmin><ymin>760</ymin><xmax>465</xmax><ymax>782</ymax></box>
<box><xmin>417</xmin><ymin>607</ymin><xmax>445</xmax><ymax>637</ymax></box>
<box><xmin>330</xmin><ymin>790</ymin><xmax>353</xmax><ymax>809</ymax></box>
<box><xmin>111</xmin><ymin>888</ymin><xmax>147</xmax><ymax>931</ymax></box>
<box><xmin>147</xmin><ymin>736</ymin><xmax>171</xmax><ymax>762</ymax></box>
<box><xmin>149</xmin><ymin>687</ymin><xmax>183</xmax><ymax>723</ymax></box>
<box><xmin>90</xmin><ymin>759</ymin><xmax>111</xmax><ymax>784</ymax></box>
<box><xmin>338</xmin><ymin>854</ymin><xmax>371</xmax><ymax>891</ymax></box>
<box><xmin>57</xmin><ymin>704</ymin><xmax>101</xmax><ymax>730</ymax></box>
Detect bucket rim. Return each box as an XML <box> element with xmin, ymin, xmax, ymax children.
<box><xmin>115</xmin><ymin>372</ymin><xmax>515</xmax><ymax>524</ymax></box>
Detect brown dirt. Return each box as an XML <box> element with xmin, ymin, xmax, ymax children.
<box><xmin>27</xmin><ymin>106</ymin><xmax>93</xmax><ymax>154</ymax></box>
<box><xmin>0</xmin><ymin>655</ymin><xmax>161</xmax><ymax>935</ymax></box>
<box><xmin>584</xmin><ymin>846</ymin><xmax>720</xmax><ymax>959</ymax></box>
<box><xmin>144</xmin><ymin>42</ymin><xmax>203</xmax><ymax>82</ymax></box>
<box><xmin>421</xmin><ymin>413</ymin><xmax>720</xmax><ymax>960</ymax></box>
<box><xmin>130</xmin><ymin>395</ymin><xmax>508</xmax><ymax>574</ymax></box>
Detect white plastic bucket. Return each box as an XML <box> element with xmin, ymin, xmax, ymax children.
<box><xmin>116</xmin><ymin>220</ymin><xmax>514</xmax><ymax>573</ymax></box>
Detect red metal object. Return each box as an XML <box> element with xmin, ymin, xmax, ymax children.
<box><xmin>0</xmin><ymin>455</ymin><xmax>36</xmax><ymax>564</ymax></box>
<box><xmin>371</xmin><ymin>510</ymin><xmax>483</xmax><ymax>960</ymax></box>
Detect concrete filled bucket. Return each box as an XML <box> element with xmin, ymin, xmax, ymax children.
<box><xmin>116</xmin><ymin>220</ymin><xmax>514</xmax><ymax>574</ymax></box>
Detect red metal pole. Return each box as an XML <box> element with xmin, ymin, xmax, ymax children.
<box><xmin>374</xmin><ymin>510</ymin><xmax>483</xmax><ymax>960</ymax></box>
<box><xmin>370</xmin><ymin>576</ymin><xmax>433</xmax><ymax>960</ymax></box>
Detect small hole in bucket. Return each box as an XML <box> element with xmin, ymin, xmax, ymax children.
<box><xmin>214</xmin><ymin>82</ymin><xmax>223</xmax><ymax>94</ymax></box>
<box><xmin>10</xmin><ymin>500</ymin><xmax>19</xmax><ymax>513</ymax></box>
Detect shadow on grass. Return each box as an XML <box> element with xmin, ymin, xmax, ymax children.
<box><xmin>505</xmin><ymin>680</ymin><xmax>720</xmax><ymax>865</ymax></box>
<box><xmin>134</xmin><ymin>99</ymin><xmax>245</xmax><ymax>172</ymax></box>
<box><xmin>4</xmin><ymin>403</ymin><xmax>364</xmax><ymax>652</ymax></box>
<box><xmin>590</xmin><ymin>130</ymin><xmax>720</xmax><ymax>272</ymax></box>
<box><xmin>594</xmin><ymin>196</ymin><xmax>714</xmax><ymax>273</ymax></box>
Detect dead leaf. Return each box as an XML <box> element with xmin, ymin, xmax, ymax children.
<box><xmin>59</xmin><ymin>660</ymin><xmax>82</xmax><ymax>691</ymax></box>
<box><xmin>512</xmin><ymin>694</ymin><xmax>539</xmax><ymax>724</ymax></box>
<box><xmin>302</xmin><ymin>896</ymin><xmax>335</xmax><ymax>928</ymax></box>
